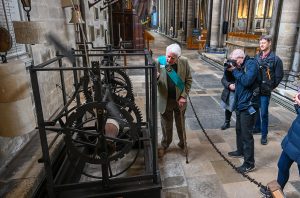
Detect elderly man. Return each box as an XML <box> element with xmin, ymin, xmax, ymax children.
<box><xmin>157</xmin><ymin>43</ymin><xmax>192</xmax><ymax>157</ymax></box>
<box><xmin>226</xmin><ymin>49</ymin><xmax>260</xmax><ymax>173</ymax></box>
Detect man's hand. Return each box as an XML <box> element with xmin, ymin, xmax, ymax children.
<box><xmin>229</xmin><ymin>83</ymin><xmax>235</xmax><ymax>91</ymax></box>
<box><xmin>157</xmin><ymin>72</ymin><xmax>160</xmax><ymax>79</ymax></box>
<box><xmin>178</xmin><ymin>96</ymin><xmax>187</xmax><ymax>108</ymax></box>
<box><xmin>294</xmin><ymin>93</ymin><xmax>300</xmax><ymax>106</ymax></box>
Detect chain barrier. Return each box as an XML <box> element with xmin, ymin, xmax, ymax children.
<box><xmin>187</xmin><ymin>94</ymin><xmax>267</xmax><ymax>191</ymax></box>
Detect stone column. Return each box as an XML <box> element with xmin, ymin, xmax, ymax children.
<box><xmin>158</xmin><ymin>0</ymin><xmax>163</xmax><ymax>33</ymax></box>
<box><xmin>210</xmin><ymin>0</ymin><xmax>221</xmax><ymax>47</ymax></box>
<box><xmin>164</xmin><ymin>0</ymin><xmax>167</xmax><ymax>34</ymax></box>
<box><xmin>218</xmin><ymin>0</ymin><xmax>226</xmax><ymax>47</ymax></box>
<box><xmin>292</xmin><ymin>7</ymin><xmax>300</xmax><ymax>72</ymax></box>
<box><xmin>275</xmin><ymin>0</ymin><xmax>300</xmax><ymax>70</ymax></box>
<box><xmin>270</xmin><ymin>0</ymin><xmax>283</xmax><ymax>51</ymax></box>
<box><xmin>175</xmin><ymin>0</ymin><xmax>179</xmax><ymax>37</ymax></box>
<box><xmin>167</xmin><ymin>0</ymin><xmax>173</xmax><ymax>36</ymax></box>
<box><xmin>245</xmin><ymin>0</ymin><xmax>255</xmax><ymax>33</ymax></box>
<box><xmin>186</xmin><ymin>0</ymin><xmax>194</xmax><ymax>38</ymax></box>
<box><xmin>206</xmin><ymin>0</ymin><xmax>213</xmax><ymax>47</ymax></box>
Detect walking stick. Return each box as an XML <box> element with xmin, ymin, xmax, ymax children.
<box><xmin>180</xmin><ymin>108</ymin><xmax>189</xmax><ymax>164</ymax></box>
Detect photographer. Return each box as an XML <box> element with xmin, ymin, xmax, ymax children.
<box><xmin>220</xmin><ymin>62</ymin><xmax>236</xmax><ymax>130</ymax></box>
<box><xmin>226</xmin><ymin>49</ymin><xmax>260</xmax><ymax>173</ymax></box>
<box><xmin>260</xmin><ymin>93</ymin><xmax>300</xmax><ymax>197</ymax></box>
<box><xmin>253</xmin><ymin>35</ymin><xmax>284</xmax><ymax>145</ymax></box>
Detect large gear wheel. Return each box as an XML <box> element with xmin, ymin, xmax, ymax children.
<box><xmin>63</xmin><ymin>102</ymin><xmax>139</xmax><ymax>164</ymax></box>
<box><xmin>113</xmin><ymin>96</ymin><xmax>143</xmax><ymax>132</ymax></box>
<box><xmin>81</xmin><ymin>75</ymin><xmax>93</xmax><ymax>103</ymax></box>
<box><xmin>81</xmin><ymin>68</ymin><xmax>134</xmax><ymax>103</ymax></box>
<box><xmin>103</xmin><ymin>69</ymin><xmax>134</xmax><ymax>101</ymax></box>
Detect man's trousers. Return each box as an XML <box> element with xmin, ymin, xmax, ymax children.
<box><xmin>236</xmin><ymin>109</ymin><xmax>257</xmax><ymax>166</ymax></box>
<box><xmin>161</xmin><ymin>98</ymin><xmax>186</xmax><ymax>149</ymax></box>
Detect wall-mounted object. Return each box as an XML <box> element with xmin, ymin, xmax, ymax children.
<box><xmin>13</xmin><ymin>21</ymin><xmax>46</xmax><ymax>44</ymax></box>
<box><xmin>61</xmin><ymin>0</ymin><xmax>79</xmax><ymax>8</ymax></box>
<box><xmin>69</xmin><ymin>7</ymin><xmax>85</xmax><ymax>24</ymax></box>
<box><xmin>20</xmin><ymin>0</ymin><xmax>32</xmax><ymax>21</ymax></box>
<box><xmin>0</xmin><ymin>60</ymin><xmax>35</xmax><ymax>137</ymax></box>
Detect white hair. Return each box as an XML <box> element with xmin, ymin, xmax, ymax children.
<box><xmin>166</xmin><ymin>43</ymin><xmax>181</xmax><ymax>57</ymax></box>
<box><xmin>229</xmin><ymin>49</ymin><xmax>245</xmax><ymax>59</ymax></box>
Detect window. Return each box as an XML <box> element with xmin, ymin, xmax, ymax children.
<box><xmin>89</xmin><ymin>26</ymin><xmax>95</xmax><ymax>41</ymax></box>
<box><xmin>94</xmin><ymin>7</ymin><xmax>99</xmax><ymax>20</ymax></box>
<box><xmin>100</xmin><ymin>25</ymin><xmax>104</xmax><ymax>37</ymax></box>
<box><xmin>255</xmin><ymin>0</ymin><xmax>273</xmax><ymax>19</ymax></box>
<box><xmin>103</xmin><ymin>10</ymin><xmax>107</xmax><ymax>21</ymax></box>
<box><xmin>0</xmin><ymin>0</ymin><xmax>26</xmax><ymax>58</ymax></box>
<box><xmin>238</xmin><ymin>0</ymin><xmax>249</xmax><ymax>19</ymax></box>
<box><xmin>96</xmin><ymin>28</ymin><xmax>100</xmax><ymax>37</ymax></box>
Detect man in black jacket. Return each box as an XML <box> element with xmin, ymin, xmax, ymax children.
<box><xmin>220</xmin><ymin>68</ymin><xmax>235</xmax><ymax>130</ymax></box>
<box><xmin>253</xmin><ymin>35</ymin><xmax>284</xmax><ymax>145</ymax></box>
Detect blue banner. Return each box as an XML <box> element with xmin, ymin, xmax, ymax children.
<box><xmin>152</xmin><ymin>12</ymin><xmax>157</xmax><ymax>27</ymax></box>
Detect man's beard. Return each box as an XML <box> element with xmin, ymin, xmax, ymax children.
<box><xmin>262</xmin><ymin>46</ymin><xmax>271</xmax><ymax>52</ymax></box>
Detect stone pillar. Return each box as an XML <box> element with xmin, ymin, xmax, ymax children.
<box><xmin>270</xmin><ymin>0</ymin><xmax>283</xmax><ymax>50</ymax></box>
<box><xmin>166</xmin><ymin>0</ymin><xmax>169</xmax><ymax>35</ymax></box>
<box><xmin>206</xmin><ymin>0</ymin><xmax>213</xmax><ymax>47</ymax></box>
<box><xmin>183</xmin><ymin>0</ymin><xmax>188</xmax><ymax>41</ymax></box>
<box><xmin>186</xmin><ymin>0</ymin><xmax>194</xmax><ymax>38</ymax></box>
<box><xmin>164</xmin><ymin>0</ymin><xmax>168</xmax><ymax>34</ymax></box>
<box><xmin>158</xmin><ymin>0</ymin><xmax>163</xmax><ymax>32</ymax></box>
<box><xmin>175</xmin><ymin>0</ymin><xmax>179</xmax><ymax>37</ymax></box>
<box><xmin>210</xmin><ymin>0</ymin><xmax>221</xmax><ymax>47</ymax></box>
<box><xmin>246</xmin><ymin>0</ymin><xmax>255</xmax><ymax>33</ymax></box>
<box><xmin>275</xmin><ymin>0</ymin><xmax>300</xmax><ymax>70</ymax></box>
<box><xmin>292</xmin><ymin>11</ymin><xmax>300</xmax><ymax>72</ymax></box>
<box><xmin>162</xmin><ymin>0</ymin><xmax>166</xmax><ymax>34</ymax></box>
<box><xmin>218</xmin><ymin>0</ymin><xmax>226</xmax><ymax>47</ymax></box>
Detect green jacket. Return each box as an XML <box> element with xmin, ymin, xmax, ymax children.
<box><xmin>157</xmin><ymin>56</ymin><xmax>192</xmax><ymax>114</ymax></box>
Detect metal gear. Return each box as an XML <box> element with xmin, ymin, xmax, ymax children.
<box><xmin>81</xmin><ymin>75</ymin><xmax>93</xmax><ymax>103</ymax></box>
<box><xmin>102</xmin><ymin>69</ymin><xmax>134</xmax><ymax>101</ymax></box>
<box><xmin>63</xmin><ymin>102</ymin><xmax>139</xmax><ymax>164</ymax></box>
<box><xmin>81</xmin><ymin>69</ymin><xmax>134</xmax><ymax>103</ymax></box>
<box><xmin>113</xmin><ymin>96</ymin><xmax>143</xmax><ymax>132</ymax></box>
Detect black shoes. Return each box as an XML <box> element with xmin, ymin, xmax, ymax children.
<box><xmin>221</xmin><ymin>122</ymin><xmax>230</xmax><ymax>130</ymax></box>
<box><xmin>261</xmin><ymin>137</ymin><xmax>268</xmax><ymax>145</ymax></box>
<box><xmin>237</xmin><ymin>163</ymin><xmax>255</xmax><ymax>174</ymax></box>
<box><xmin>260</xmin><ymin>187</ymin><xmax>272</xmax><ymax>198</ymax></box>
<box><xmin>228</xmin><ymin>150</ymin><xmax>243</xmax><ymax>158</ymax></box>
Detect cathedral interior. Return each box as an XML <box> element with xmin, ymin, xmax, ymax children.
<box><xmin>0</xmin><ymin>0</ymin><xmax>300</xmax><ymax>197</ymax></box>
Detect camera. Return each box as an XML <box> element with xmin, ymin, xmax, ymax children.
<box><xmin>224</xmin><ymin>59</ymin><xmax>237</xmax><ymax>68</ymax></box>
